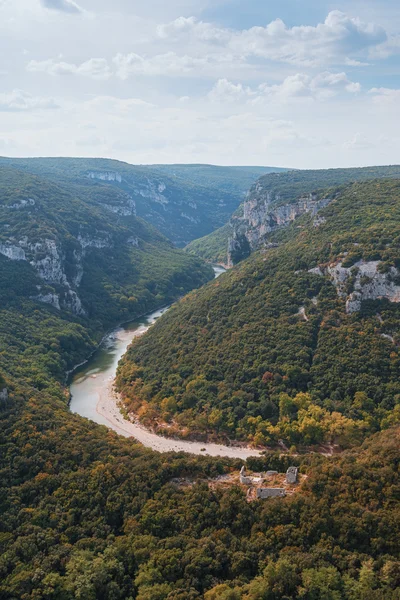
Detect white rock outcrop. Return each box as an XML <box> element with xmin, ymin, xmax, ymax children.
<box><xmin>103</xmin><ymin>199</ymin><xmax>136</xmax><ymax>217</ymax></box>
<box><xmin>309</xmin><ymin>260</ymin><xmax>400</xmax><ymax>313</ymax></box>
<box><xmin>34</xmin><ymin>293</ymin><xmax>61</xmax><ymax>310</ymax></box>
<box><xmin>0</xmin><ymin>243</ymin><xmax>26</xmax><ymax>261</ymax></box>
<box><xmin>87</xmin><ymin>171</ymin><xmax>122</xmax><ymax>183</ymax></box>
<box><xmin>228</xmin><ymin>191</ymin><xmax>333</xmax><ymax>264</ymax></box>
<box><xmin>27</xmin><ymin>239</ymin><xmax>68</xmax><ymax>285</ymax></box>
<box><xmin>7</xmin><ymin>198</ymin><xmax>35</xmax><ymax>210</ymax></box>
<box><xmin>181</xmin><ymin>212</ymin><xmax>200</xmax><ymax>224</ymax></box>
<box><xmin>77</xmin><ymin>234</ymin><xmax>111</xmax><ymax>250</ymax></box>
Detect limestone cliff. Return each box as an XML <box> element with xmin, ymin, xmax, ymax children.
<box><xmin>228</xmin><ymin>189</ymin><xmax>333</xmax><ymax>266</ymax></box>
<box><xmin>0</xmin><ymin>169</ymin><xmax>152</xmax><ymax>316</ymax></box>
<box><xmin>0</xmin><ymin>233</ymin><xmax>112</xmax><ymax>316</ymax></box>
<box><xmin>309</xmin><ymin>260</ymin><xmax>400</xmax><ymax>313</ymax></box>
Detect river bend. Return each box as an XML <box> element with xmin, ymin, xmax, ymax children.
<box><xmin>69</xmin><ymin>267</ymin><xmax>262</xmax><ymax>459</ymax></box>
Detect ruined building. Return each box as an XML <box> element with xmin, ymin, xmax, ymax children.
<box><xmin>286</xmin><ymin>466</ymin><xmax>299</xmax><ymax>484</ymax></box>
<box><xmin>257</xmin><ymin>488</ymin><xmax>286</xmax><ymax>499</ymax></box>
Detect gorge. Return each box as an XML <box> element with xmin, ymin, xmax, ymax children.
<box><xmin>69</xmin><ymin>267</ymin><xmax>262</xmax><ymax>459</ymax></box>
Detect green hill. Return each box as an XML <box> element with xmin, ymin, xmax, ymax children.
<box><xmin>117</xmin><ymin>179</ymin><xmax>400</xmax><ymax>449</ymax></box>
<box><xmin>187</xmin><ymin>164</ymin><xmax>400</xmax><ymax>264</ymax></box>
<box><xmin>0</xmin><ymin>166</ymin><xmax>212</xmax><ymax>325</ymax></box>
<box><xmin>0</xmin><ymin>166</ymin><xmax>213</xmax><ymax>389</ymax></box>
<box><xmin>150</xmin><ymin>164</ymin><xmax>287</xmax><ymax>197</ymax></box>
<box><xmin>249</xmin><ymin>164</ymin><xmax>400</xmax><ymax>207</ymax></box>
<box><xmin>185</xmin><ymin>222</ymin><xmax>231</xmax><ymax>265</ymax></box>
<box><xmin>0</xmin><ymin>158</ymin><xmax>282</xmax><ymax>247</ymax></box>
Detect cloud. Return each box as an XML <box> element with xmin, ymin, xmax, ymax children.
<box><xmin>41</xmin><ymin>0</ymin><xmax>82</xmax><ymax>14</ymax></box>
<box><xmin>209</xmin><ymin>72</ymin><xmax>361</xmax><ymax>104</ymax></box>
<box><xmin>158</xmin><ymin>11</ymin><xmax>387</xmax><ymax>66</ymax></box>
<box><xmin>369</xmin><ymin>87</ymin><xmax>400</xmax><ymax>104</ymax></box>
<box><xmin>0</xmin><ymin>89</ymin><xmax>59</xmax><ymax>111</ymax></box>
<box><xmin>370</xmin><ymin>35</ymin><xmax>400</xmax><ymax>59</ymax></box>
<box><xmin>157</xmin><ymin>16</ymin><xmax>230</xmax><ymax>43</ymax></box>
<box><xmin>27</xmin><ymin>58</ymin><xmax>112</xmax><ymax>79</ymax></box>
<box><xmin>112</xmin><ymin>51</ymin><xmax>236</xmax><ymax>78</ymax></box>
<box><xmin>345</xmin><ymin>57</ymin><xmax>370</xmax><ymax>67</ymax></box>
<box><xmin>342</xmin><ymin>133</ymin><xmax>374</xmax><ymax>150</ymax></box>
<box><xmin>208</xmin><ymin>79</ymin><xmax>255</xmax><ymax>103</ymax></box>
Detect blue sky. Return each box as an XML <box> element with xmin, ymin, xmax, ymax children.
<box><xmin>0</xmin><ymin>0</ymin><xmax>399</xmax><ymax>168</ymax></box>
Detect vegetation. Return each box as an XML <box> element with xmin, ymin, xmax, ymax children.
<box><xmin>185</xmin><ymin>223</ymin><xmax>231</xmax><ymax>264</ymax></box>
<box><xmin>249</xmin><ymin>164</ymin><xmax>400</xmax><ymax>207</ymax></box>
<box><xmin>187</xmin><ymin>164</ymin><xmax>400</xmax><ymax>264</ymax></box>
<box><xmin>151</xmin><ymin>164</ymin><xmax>286</xmax><ymax>199</ymax></box>
<box><xmin>0</xmin><ymin>158</ymin><xmax>275</xmax><ymax>246</ymax></box>
<box><xmin>1</xmin><ymin>167</ymin><xmax>400</xmax><ymax>599</ymax></box>
<box><xmin>117</xmin><ymin>179</ymin><xmax>400</xmax><ymax>449</ymax></box>
<box><xmin>0</xmin><ymin>166</ymin><xmax>213</xmax><ymax>329</ymax></box>
<box><xmin>1</xmin><ymin>384</ymin><xmax>400</xmax><ymax>599</ymax></box>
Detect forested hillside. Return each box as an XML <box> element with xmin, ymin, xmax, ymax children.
<box><xmin>0</xmin><ymin>158</ymin><xmax>278</xmax><ymax>246</ymax></box>
<box><xmin>185</xmin><ymin>223</ymin><xmax>231</xmax><ymax>265</ymax></box>
<box><xmin>187</xmin><ymin>164</ymin><xmax>400</xmax><ymax>264</ymax></box>
<box><xmin>150</xmin><ymin>164</ymin><xmax>286</xmax><ymax>198</ymax></box>
<box><xmin>117</xmin><ymin>179</ymin><xmax>400</xmax><ymax>449</ymax></box>
<box><xmin>247</xmin><ymin>165</ymin><xmax>400</xmax><ymax>207</ymax></box>
<box><xmin>1</xmin><ymin>167</ymin><xmax>400</xmax><ymax>599</ymax></box>
<box><xmin>0</xmin><ymin>166</ymin><xmax>212</xmax><ymax>324</ymax></box>
<box><xmin>1</xmin><ymin>386</ymin><xmax>400</xmax><ymax>599</ymax></box>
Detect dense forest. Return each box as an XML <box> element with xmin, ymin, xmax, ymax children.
<box><xmin>1</xmin><ymin>386</ymin><xmax>400</xmax><ymax>598</ymax></box>
<box><xmin>117</xmin><ymin>179</ymin><xmax>400</xmax><ymax>449</ymax></box>
<box><xmin>1</xmin><ymin>165</ymin><xmax>400</xmax><ymax>599</ymax></box>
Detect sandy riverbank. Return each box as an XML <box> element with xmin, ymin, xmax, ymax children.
<box><xmin>96</xmin><ymin>379</ymin><xmax>262</xmax><ymax>459</ymax></box>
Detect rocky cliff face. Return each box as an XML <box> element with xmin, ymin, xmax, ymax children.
<box><xmin>309</xmin><ymin>260</ymin><xmax>400</xmax><ymax>313</ymax></box>
<box><xmin>228</xmin><ymin>190</ymin><xmax>333</xmax><ymax>266</ymax></box>
<box><xmin>0</xmin><ymin>233</ymin><xmax>111</xmax><ymax>316</ymax></box>
<box><xmin>0</xmin><ymin>186</ymin><xmax>125</xmax><ymax>318</ymax></box>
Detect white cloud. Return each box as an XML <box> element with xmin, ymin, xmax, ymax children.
<box><xmin>0</xmin><ymin>89</ymin><xmax>59</xmax><ymax>111</ymax></box>
<box><xmin>158</xmin><ymin>11</ymin><xmax>387</xmax><ymax>66</ymax></box>
<box><xmin>209</xmin><ymin>72</ymin><xmax>361</xmax><ymax>104</ymax></box>
<box><xmin>0</xmin><ymin>4</ymin><xmax>398</xmax><ymax>168</ymax></box>
<box><xmin>41</xmin><ymin>0</ymin><xmax>82</xmax><ymax>14</ymax></box>
<box><xmin>112</xmin><ymin>51</ymin><xmax>237</xmax><ymax>78</ymax></box>
<box><xmin>27</xmin><ymin>58</ymin><xmax>112</xmax><ymax>79</ymax></box>
<box><xmin>208</xmin><ymin>79</ymin><xmax>255</xmax><ymax>103</ymax></box>
<box><xmin>370</xmin><ymin>35</ymin><xmax>400</xmax><ymax>59</ymax></box>
<box><xmin>157</xmin><ymin>16</ymin><xmax>230</xmax><ymax>43</ymax></box>
<box><xmin>369</xmin><ymin>87</ymin><xmax>400</xmax><ymax>104</ymax></box>
<box><xmin>342</xmin><ymin>133</ymin><xmax>374</xmax><ymax>149</ymax></box>
<box><xmin>345</xmin><ymin>57</ymin><xmax>370</xmax><ymax>66</ymax></box>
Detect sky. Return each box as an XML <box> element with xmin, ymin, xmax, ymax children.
<box><xmin>0</xmin><ymin>0</ymin><xmax>399</xmax><ymax>168</ymax></box>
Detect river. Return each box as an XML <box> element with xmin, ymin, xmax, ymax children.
<box><xmin>69</xmin><ymin>266</ymin><xmax>262</xmax><ymax>459</ymax></box>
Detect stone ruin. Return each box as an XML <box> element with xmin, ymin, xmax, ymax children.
<box><xmin>239</xmin><ymin>466</ymin><xmax>253</xmax><ymax>485</ymax></box>
<box><xmin>257</xmin><ymin>488</ymin><xmax>286</xmax><ymax>499</ymax></box>
<box><xmin>239</xmin><ymin>465</ymin><xmax>300</xmax><ymax>501</ymax></box>
<box><xmin>286</xmin><ymin>466</ymin><xmax>299</xmax><ymax>484</ymax></box>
